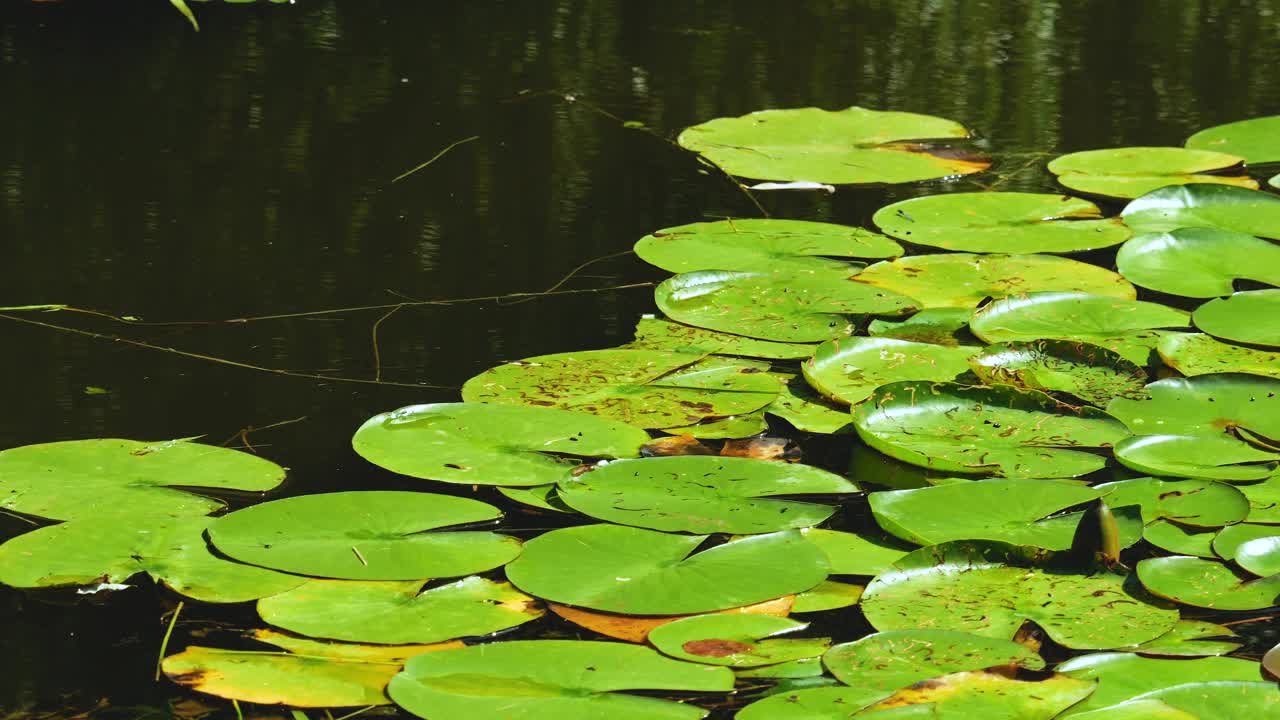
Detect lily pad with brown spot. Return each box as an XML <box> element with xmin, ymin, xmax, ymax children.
<box><xmin>546</xmin><ymin>596</ymin><xmax>794</xmax><ymax>643</ymax></box>
<box><xmin>648</xmin><ymin>614</ymin><xmax>829</xmax><ymax>667</ymax></box>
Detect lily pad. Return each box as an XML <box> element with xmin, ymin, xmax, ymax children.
<box><xmin>660</xmin><ymin>411</ymin><xmax>769</xmax><ymax>439</ymax></box>
<box><xmin>1193</xmin><ymin>290</ymin><xmax>1280</xmax><ymax>347</ymax></box>
<box><xmin>868</xmin><ymin>308</ymin><xmax>977</xmax><ymax>345</ymax></box>
<box><xmin>791</xmin><ymin>580</ymin><xmax>864</xmax><ymax>612</ymax></box>
<box><xmin>802</xmin><ymin>337</ymin><xmax>976</xmax><ymax>406</ymax></box>
<box><xmin>968</xmin><ymin>339</ymin><xmax>1148</xmax><ymax>406</ymax></box>
<box><xmin>1092</xmin><ymin>477</ymin><xmax>1250</xmax><ymax>528</ymax></box>
<box><xmin>655</xmin><ymin>269</ymin><xmax>917</xmax><ymax>343</ymax></box>
<box><xmin>1113</xmin><ymin>682</ymin><xmax>1280</xmax><ymax>720</ymax></box>
<box><xmin>1213</xmin><ymin>523</ymin><xmax>1280</xmax><ymax>561</ymax></box>
<box><xmin>1241</xmin><ymin>477</ymin><xmax>1280</xmax><ymax>524</ymax></box>
<box><xmin>1187</xmin><ymin>115</ymin><xmax>1280</xmax><ymax>163</ymax></box>
<box><xmin>853</xmin><ymin>253</ymin><xmax>1135</xmax><ymax>309</ymax></box>
<box><xmin>853</xmin><ymin>670</ymin><xmax>1096</xmax><ymax>720</ymax></box>
<box><xmin>388</xmin><ymin>640</ymin><xmax>734</xmax><ymax>720</ymax></box>
<box><xmin>352</xmin><ymin>403</ymin><xmax>649</xmax><ymax>487</ymax></box>
<box><xmin>873</xmin><ymin>192</ymin><xmax>1130</xmax><ymax>253</ymax></box>
<box><xmin>1113</xmin><ymin>434</ymin><xmax>1279</xmax><ymax>481</ymax></box>
<box><xmin>1048</xmin><ymin>147</ymin><xmax>1254</xmax><ymax>199</ymax></box>
<box><xmin>799</xmin><ymin>528</ymin><xmax>912</xmax><ymax>576</ymax></box>
<box><xmin>634</xmin><ymin>219</ymin><xmax>902</xmax><ymax>274</ymax></box>
<box><xmin>676</xmin><ymin>106</ymin><xmax>988</xmax><ymax>185</ymax></box>
<box><xmin>162</xmin><ymin>646</ymin><xmax>396</xmax><ymax>707</ymax></box>
<box><xmin>765</xmin><ymin>374</ymin><xmax>855</xmax><ymax>434</ymax></box>
<box><xmin>0</xmin><ymin>438</ymin><xmax>285</xmax><ymax>521</ymax></box>
<box><xmin>1116</xmin><ymin>228</ymin><xmax>1280</xmax><ymax>297</ymax></box>
<box><xmin>1106</xmin><ymin>373</ymin><xmax>1280</xmax><ymax>439</ymax></box>
<box><xmin>630</xmin><ymin>317</ymin><xmax>815</xmax><ymax>360</ymax></box>
<box><xmin>1121</xmin><ymin>184</ymin><xmax>1280</xmax><ymax>238</ymax></box>
<box><xmin>1271</xmin><ymin>174</ymin><xmax>1279</xmax><ymax>190</ymax></box>
<box><xmin>207</xmin><ymin>491</ymin><xmax>521</xmax><ymax>581</ymax></box>
<box><xmin>823</xmin><ymin>630</ymin><xmax>1045</xmax><ymax>692</ymax></box>
<box><xmin>852</xmin><ymin>381</ymin><xmax>1129</xmax><ymax>479</ymax></box>
<box><xmin>256</xmin><ymin>577</ymin><xmax>543</xmax><ymax>644</ymax></box>
<box><xmin>1056</xmin><ymin>652</ymin><xmax>1263</xmax><ymax>716</ymax></box>
<box><xmin>861</xmin><ymin>540</ymin><xmax>1179</xmax><ymax>649</ymax></box>
<box><xmin>648</xmin><ymin>614</ymin><xmax>829</xmax><ymax>667</ymax></box>
<box><xmin>1143</xmin><ymin>520</ymin><xmax>1219</xmax><ymax>557</ymax></box>
<box><xmin>1157</xmin><ymin>334</ymin><xmax>1280</xmax><ymax>379</ymax></box>
<box><xmin>497</xmin><ymin>483</ymin><xmax>575</xmax><ymax>514</ymax></box>
<box><xmin>1236</xmin><ymin>535</ymin><xmax>1280</xmax><ymax>576</ymax></box>
<box><xmin>1137</xmin><ymin>556</ymin><xmax>1280</xmax><ymax>610</ymax></box>
<box><xmin>546</xmin><ymin>596</ymin><xmax>794</xmax><ymax>644</ymax></box>
<box><xmin>505</xmin><ymin>525</ymin><xmax>827</xmax><ymax>615</ymax></box>
<box><xmin>462</xmin><ymin>349</ymin><xmax>780</xmax><ymax>429</ymax></box>
<box><xmin>250</xmin><ymin>629</ymin><xmax>462</xmax><ymax>663</ymax></box>
<box><xmin>1115</xmin><ymin>619</ymin><xmax>1243</xmax><ymax>657</ymax></box>
<box><xmin>736</xmin><ymin>686</ymin><xmax>892</xmax><ymax>720</ymax></box>
<box><xmin>557</xmin><ymin>456</ymin><xmax>855</xmax><ymax>534</ymax></box>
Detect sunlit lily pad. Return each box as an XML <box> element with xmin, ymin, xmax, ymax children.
<box><xmin>802</xmin><ymin>337</ymin><xmax>976</xmax><ymax>406</ymax></box>
<box><xmin>792</xmin><ymin>580</ymin><xmax>863</xmax><ymax>612</ymax></box>
<box><xmin>352</xmin><ymin>403</ymin><xmax>649</xmax><ymax>487</ymax></box>
<box><xmin>1214</xmin><ymin>523</ymin><xmax>1280</xmax><ymax>561</ymax></box>
<box><xmin>1048</xmin><ymin>147</ymin><xmax>1254</xmax><ymax>199</ymax></box>
<box><xmin>1113</xmin><ymin>434</ymin><xmax>1279</xmax><ymax>481</ymax></box>
<box><xmin>208</xmin><ymin>491</ymin><xmax>521</xmax><ymax>581</ymax></box>
<box><xmin>853</xmin><ymin>253</ymin><xmax>1135</xmax><ymax>309</ymax></box>
<box><xmin>1115</xmin><ymin>619</ymin><xmax>1243</xmax><ymax>657</ymax></box>
<box><xmin>861</xmin><ymin>541</ymin><xmax>1178</xmax><ymax>649</ymax></box>
<box><xmin>765</xmin><ymin>373</ymin><xmax>855</xmax><ymax>434</ymax></box>
<box><xmin>630</xmin><ymin>317</ymin><xmax>815</xmax><ymax>360</ymax></box>
<box><xmin>648</xmin><ymin>614</ymin><xmax>829</xmax><ymax>667</ymax></box>
<box><xmin>462</xmin><ymin>349</ymin><xmax>780</xmax><ymax>429</ymax></box>
<box><xmin>735</xmin><ymin>658</ymin><xmax>826</xmax><ymax>680</ymax></box>
<box><xmin>1241</xmin><ymin>478</ymin><xmax>1280</xmax><ymax>524</ymax></box>
<box><xmin>873</xmin><ymin>192</ymin><xmax>1130</xmax><ymax>253</ymax></box>
<box><xmin>677</xmin><ymin>106</ymin><xmax>988</xmax><ymax>185</ymax></box>
<box><xmin>1113</xmin><ymin>682</ymin><xmax>1280</xmax><ymax>720</ymax></box>
<box><xmin>634</xmin><ymin>219</ymin><xmax>902</xmax><ymax>274</ymax></box>
<box><xmin>250</xmin><ymin>629</ymin><xmax>463</xmax><ymax>663</ymax></box>
<box><xmin>1122</xmin><ymin>184</ymin><xmax>1280</xmax><ymax>238</ymax></box>
<box><xmin>868</xmin><ymin>308</ymin><xmax>977</xmax><ymax>345</ymax></box>
<box><xmin>506</xmin><ymin>525</ymin><xmax>827</xmax><ymax>615</ymax></box>
<box><xmin>1235</xmin><ymin>536</ymin><xmax>1280</xmax><ymax>576</ymax></box>
<box><xmin>547</xmin><ymin>596</ymin><xmax>794</xmax><ymax>644</ymax></box>
<box><xmin>1106</xmin><ymin>373</ymin><xmax>1280</xmax><ymax>439</ymax></box>
<box><xmin>655</xmin><ymin>269</ymin><xmax>917</xmax><ymax>343</ymax></box>
<box><xmin>823</xmin><ymin>630</ymin><xmax>1044</xmax><ymax>692</ymax></box>
<box><xmin>1116</xmin><ymin>228</ymin><xmax>1280</xmax><ymax>297</ymax></box>
<box><xmin>0</xmin><ymin>438</ymin><xmax>284</xmax><ymax>521</ymax></box>
<box><xmin>853</xmin><ymin>381</ymin><xmax>1129</xmax><ymax>479</ymax></box>
<box><xmin>1143</xmin><ymin>520</ymin><xmax>1219</xmax><ymax>557</ymax></box>
<box><xmin>1158</xmin><ymin>334</ymin><xmax>1280</xmax><ymax>379</ymax></box>
<box><xmin>162</xmin><ymin>646</ymin><xmax>396</xmax><ymax>707</ymax></box>
<box><xmin>256</xmin><ymin>577</ymin><xmax>543</xmax><ymax>644</ymax></box>
<box><xmin>968</xmin><ymin>339</ymin><xmax>1148</xmax><ymax>406</ymax></box>
<box><xmin>1056</xmin><ymin>652</ymin><xmax>1264</xmax><ymax>716</ymax></box>
<box><xmin>388</xmin><ymin>640</ymin><xmax>734</xmax><ymax>720</ymax></box>
<box><xmin>854</xmin><ymin>670</ymin><xmax>1096</xmax><ymax>720</ymax></box>
<box><xmin>735</xmin><ymin>686</ymin><xmax>891</xmax><ymax>720</ymax></box>
<box><xmin>1093</xmin><ymin>477</ymin><xmax>1250</xmax><ymax>528</ymax></box>
<box><xmin>1137</xmin><ymin>556</ymin><xmax>1280</xmax><ymax>610</ymax></box>
<box><xmin>1271</xmin><ymin>174</ymin><xmax>1279</xmax><ymax>190</ymax></box>
<box><xmin>660</xmin><ymin>411</ymin><xmax>771</xmax><ymax>440</ymax></box>
<box><xmin>1187</xmin><ymin>115</ymin><xmax>1280</xmax><ymax>163</ymax></box>
<box><xmin>799</xmin><ymin>528</ymin><xmax>912</xmax><ymax>576</ymax></box>
<box><xmin>1193</xmin><ymin>290</ymin><xmax>1280</xmax><ymax>347</ymax></box>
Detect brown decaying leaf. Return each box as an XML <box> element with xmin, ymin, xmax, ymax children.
<box><xmin>548</xmin><ymin>595</ymin><xmax>794</xmax><ymax>643</ymax></box>
<box><xmin>641</xmin><ymin>434</ymin><xmax>716</xmax><ymax>457</ymax></box>
<box><xmin>720</xmin><ymin>436</ymin><xmax>801</xmax><ymax>462</ymax></box>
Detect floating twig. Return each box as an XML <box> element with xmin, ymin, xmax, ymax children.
<box><xmin>392</xmin><ymin>135</ymin><xmax>480</xmax><ymax>183</ymax></box>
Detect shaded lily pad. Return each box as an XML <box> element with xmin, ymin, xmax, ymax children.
<box><xmin>630</xmin><ymin>317</ymin><xmax>815</xmax><ymax>360</ymax></box>
<box><xmin>655</xmin><ymin>270</ymin><xmax>917</xmax><ymax>343</ymax></box>
<box><xmin>388</xmin><ymin>640</ymin><xmax>734</xmax><ymax>720</ymax></box>
<box><xmin>257</xmin><ymin>577</ymin><xmax>543</xmax><ymax>644</ymax></box>
<box><xmin>0</xmin><ymin>438</ymin><xmax>285</xmax><ymax>522</ymax></box>
<box><xmin>634</xmin><ymin>219</ymin><xmax>902</xmax><ymax>274</ymax></box>
<box><xmin>1113</xmin><ymin>434</ymin><xmax>1279</xmax><ymax>481</ymax></box>
<box><xmin>868</xmin><ymin>308</ymin><xmax>977</xmax><ymax>345</ymax></box>
<box><xmin>1092</xmin><ymin>477</ymin><xmax>1250</xmax><ymax>528</ymax></box>
<box><xmin>162</xmin><ymin>646</ymin><xmax>396</xmax><ymax>707</ymax></box>
<box><xmin>1158</xmin><ymin>334</ymin><xmax>1280</xmax><ymax>379</ymax></box>
<box><xmin>352</xmin><ymin>403</ymin><xmax>649</xmax><ymax>487</ymax></box>
<box><xmin>1106</xmin><ymin>373</ymin><xmax>1280</xmax><ymax>439</ymax></box>
<box><xmin>1056</xmin><ymin>652</ymin><xmax>1264</xmax><ymax>716</ymax></box>
<box><xmin>853</xmin><ymin>670</ymin><xmax>1095</xmax><ymax>720</ymax></box>
<box><xmin>497</xmin><ymin>483</ymin><xmax>575</xmax><ymax>514</ymax></box>
<box><xmin>765</xmin><ymin>373</ymin><xmax>855</xmax><ymax>434</ymax></box>
<box><xmin>648</xmin><ymin>614</ymin><xmax>829</xmax><ymax>667</ymax></box>
<box><xmin>1143</xmin><ymin>520</ymin><xmax>1219</xmax><ymax>557</ymax></box>
<box><xmin>861</xmin><ymin>541</ymin><xmax>1179</xmax><ymax>649</ymax></box>
<box><xmin>873</xmin><ymin>192</ymin><xmax>1130</xmax><ymax>253</ymax></box>
<box><xmin>250</xmin><ymin>629</ymin><xmax>463</xmax><ymax>663</ymax></box>
<box><xmin>853</xmin><ymin>254</ymin><xmax>1135</xmax><ymax>309</ymax></box>
<box><xmin>660</xmin><ymin>411</ymin><xmax>769</xmax><ymax>439</ymax></box>
<box><xmin>852</xmin><ymin>381</ymin><xmax>1129</xmax><ymax>479</ymax></box>
<box><xmin>462</xmin><ymin>349</ymin><xmax>780</xmax><ymax>429</ymax></box>
<box><xmin>1193</xmin><ymin>290</ymin><xmax>1280</xmax><ymax>347</ymax></box>
<box><xmin>1137</xmin><ymin>556</ymin><xmax>1280</xmax><ymax>610</ymax></box>
<box><xmin>208</xmin><ymin>491</ymin><xmax>521</xmax><ymax>581</ymax></box>
<box><xmin>1235</xmin><ymin>536</ymin><xmax>1280</xmax><ymax>576</ymax></box>
<box><xmin>968</xmin><ymin>339</ymin><xmax>1148</xmax><ymax>406</ymax></box>
<box><xmin>735</xmin><ymin>686</ymin><xmax>890</xmax><ymax>720</ymax></box>
<box><xmin>1115</xmin><ymin>619</ymin><xmax>1243</xmax><ymax>657</ymax></box>
<box><xmin>1121</xmin><ymin>184</ymin><xmax>1280</xmax><ymax>238</ymax></box>
<box><xmin>677</xmin><ymin>106</ymin><xmax>988</xmax><ymax>185</ymax></box>
<box><xmin>1116</xmin><ymin>228</ymin><xmax>1280</xmax><ymax>297</ymax></box>
<box><xmin>1241</xmin><ymin>477</ymin><xmax>1280</xmax><ymax>524</ymax></box>
<box><xmin>803</xmin><ymin>337</ymin><xmax>976</xmax><ymax>406</ymax></box>
<box><xmin>823</xmin><ymin>630</ymin><xmax>1045</xmax><ymax>692</ymax></box>
<box><xmin>799</xmin><ymin>528</ymin><xmax>912</xmax><ymax>576</ymax></box>
<box><xmin>1186</xmin><ymin>115</ymin><xmax>1280</xmax><ymax>163</ymax></box>
<box><xmin>791</xmin><ymin>580</ymin><xmax>864</xmax><ymax>612</ymax></box>
<box><xmin>506</xmin><ymin>525</ymin><xmax>827</xmax><ymax>615</ymax></box>
<box><xmin>1048</xmin><ymin>147</ymin><xmax>1254</xmax><ymax>199</ymax></box>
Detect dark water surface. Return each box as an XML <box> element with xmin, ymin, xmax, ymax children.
<box><xmin>3</xmin><ymin>0</ymin><xmax>1280</xmax><ymax>716</ymax></box>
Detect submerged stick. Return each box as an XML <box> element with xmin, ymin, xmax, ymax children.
<box><xmin>155</xmin><ymin>601</ymin><xmax>184</xmax><ymax>681</ymax></box>
<box><xmin>392</xmin><ymin>135</ymin><xmax>480</xmax><ymax>183</ymax></box>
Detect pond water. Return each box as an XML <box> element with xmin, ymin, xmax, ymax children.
<box><xmin>2</xmin><ymin>0</ymin><xmax>1280</xmax><ymax>717</ymax></box>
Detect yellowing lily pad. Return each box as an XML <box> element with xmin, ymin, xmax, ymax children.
<box><xmin>162</xmin><ymin>646</ymin><xmax>397</xmax><ymax>707</ymax></box>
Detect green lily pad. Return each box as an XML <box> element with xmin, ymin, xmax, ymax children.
<box><xmin>208</xmin><ymin>491</ymin><xmax>521</xmax><ymax>581</ymax></box>
<box><xmin>634</xmin><ymin>219</ymin><xmax>902</xmax><ymax>274</ymax></box>
<box><xmin>1187</xmin><ymin>115</ymin><xmax>1280</xmax><ymax>163</ymax></box>
<box><xmin>968</xmin><ymin>339</ymin><xmax>1148</xmax><ymax>406</ymax></box>
<box><xmin>389</xmin><ymin>640</ymin><xmax>734</xmax><ymax>720</ymax></box>
<box><xmin>868</xmin><ymin>308</ymin><xmax>977</xmax><ymax>345</ymax></box>
<box><xmin>1241</xmin><ymin>477</ymin><xmax>1280</xmax><ymax>524</ymax></box>
<box><xmin>655</xmin><ymin>270</ymin><xmax>917</xmax><ymax>343</ymax></box>
<box><xmin>802</xmin><ymin>337</ymin><xmax>976</xmax><ymax>406</ymax></box>
<box><xmin>1194</xmin><ymin>290</ymin><xmax>1280</xmax><ymax>347</ymax></box>
<box><xmin>557</xmin><ymin>456</ymin><xmax>855</xmax><ymax>534</ymax></box>
<box><xmin>853</xmin><ymin>253</ymin><xmax>1135</xmax><ymax>309</ymax></box>
<box><xmin>630</xmin><ymin>317</ymin><xmax>815</xmax><ymax>360</ymax></box>
<box><xmin>1048</xmin><ymin>147</ymin><xmax>1254</xmax><ymax>199</ymax></box>
<box><xmin>1158</xmin><ymin>334</ymin><xmax>1280</xmax><ymax>379</ymax></box>
<box><xmin>1214</xmin><ymin>523</ymin><xmax>1280</xmax><ymax>561</ymax></box>
<box><xmin>791</xmin><ymin>580</ymin><xmax>864</xmax><ymax>612</ymax></box>
<box><xmin>660</xmin><ymin>411</ymin><xmax>770</xmax><ymax>439</ymax></box>
<box><xmin>497</xmin><ymin>483</ymin><xmax>575</xmax><ymax>514</ymax></box>
<box><xmin>0</xmin><ymin>515</ymin><xmax>304</xmax><ymax>602</ymax></box>
<box><xmin>1116</xmin><ymin>619</ymin><xmax>1243</xmax><ymax>657</ymax></box>
<box><xmin>676</xmin><ymin>106</ymin><xmax>988</xmax><ymax>185</ymax></box>
<box><xmin>505</xmin><ymin>525</ymin><xmax>827</xmax><ymax>615</ymax></box>
<box><xmin>1113</xmin><ymin>434</ymin><xmax>1279</xmax><ymax>481</ymax></box>
<box><xmin>352</xmin><ymin>403</ymin><xmax>649</xmax><ymax>488</ymax></box>
<box><xmin>0</xmin><ymin>438</ymin><xmax>285</xmax><ymax>522</ymax></box>
<box><xmin>869</xmin><ymin>479</ymin><xmax>1141</xmax><ymax>550</ymax></box>
<box><xmin>1056</xmin><ymin>652</ymin><xmax>1263</xmax><ymax>716</ymax></box>
<box><xmin>1236</xmin><ymin>535</ymin><xmax>1280</xmax><ymax>576</ymax></box>
<box><xmin>1106</xmin><ymin>373</ymin><xmax>1280</xmax><ymax>439</ymax></box>
<box><xmin>1271</xmin><ymin>174</ymin><xmax>1279</xmax><ymax>190</ymax></box>
<box><xmin>735</xmin><ymin>657</ymin><xmax>826</xmax><ymax>680</ymax></box>
<box><xmin>735</xmin><ymin>686</ymin><xmax>891</xmax><ymax>720</ymax></box>
<box><xmin>799</xmin><ymin>528</ymin><xmax>912</xmax><ymax>576</ymax></box>
<box><xmin>1121</xmin><ymin>184</ymin><xmax>1280</xmax><ymax>238</ymax></box>
<box><xmin>873</xmin><ymin>192</ymin><xmax>1131</xmax><ymax>253</ymax></box>
<box><xmin>861</xmin><ymin>541</ymin><xmax>1178</xmax><ymax>649</ymax></box>
<box><xmin>853</xmin><ymin>381</ymin><xmax>1129</xmax><ymax>479</ymax></box>
<box><xmin>257</xmin><ymin>577</ymin><xmax>543</xmax><ymax>644</ymax></box>
<box><xmin>1116</xmin><ymin>228</ymin><xmax>1280</xmax><ymax>297</ymax></box>
<box><xmin>250</xmin><ymin>629</ymin><xmax>461</xmax><ymax>663</ymax></box>
<box><xmin>823</xmin><ymin>630</ymin><xmax>1045</xmax><ymax>692</ymax></box>
<box><xmin>1093</xmin><ymin>477</ymin><xmax>1250</xmax><ymax>527</ymax></box>
<box><xmin>1143</xmin><ymin>520</ymin><xmax>1219</xmax><ymax>557</ymax></box>
<box><xmin>162</xmin><ymin>646</ymin><xmax>396</xmax><ymax>707</ymax></box>
<box><xmin>1137</xmin><ymin>556</ymin><xmax>1280</xmax><ymax>610</ymax></box>
<box><xmin>462</xmin><ymin>350</ymin><xmax>780</xmax><ymax>429</ymax></box>
<box><xmin>765</xmin><ymin>374</ymin><xmax>855</xmax><ymax>434</ymax></box>
<box><xmin>852</xmin><ymin>670</ymin><xmax>1097</xmax><ymax>720</ymax></box>
<box><xmin>648</xmin><ymin>614</ymin><xmax>829</xmax><ymax>668</ymax></box>
<box><xmin>1114</xmin><ymin>682</ymin><xmax>1280</xmax><ymax>720</ymax></box>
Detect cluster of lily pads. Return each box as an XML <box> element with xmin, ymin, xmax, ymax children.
<box><xmin>3</xmin><ymin>107</ymin><xmax>1280</xmax><ymax>719</ymax></box>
